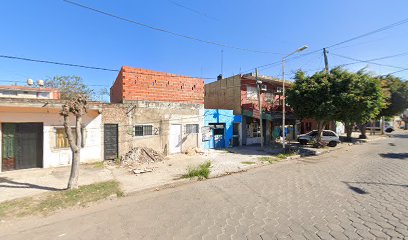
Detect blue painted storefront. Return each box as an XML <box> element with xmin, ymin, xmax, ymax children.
<box><xmin>202</xmin><ymin>109</ymin><xmax>241</xmax><ymax>149</ymax></box>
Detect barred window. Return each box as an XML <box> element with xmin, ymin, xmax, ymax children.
<box><xmin>186</xmin><ymin>124</ymin><xmax>199</xmax><ymax>134</ymax></box>
<box><xmin>135</xmin><ymin>125</ymin><xmax>153</xmax><ymax>136</ymax></box>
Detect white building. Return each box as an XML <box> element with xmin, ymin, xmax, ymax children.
<box><xmin>0</xmin><ymin>86</ymin><xmax>103</xmax><ymax>172</ymax></box>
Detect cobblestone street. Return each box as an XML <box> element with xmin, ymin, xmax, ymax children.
<box><xmin>1</xmin><ymin>132</ymin><xmax>408</xmax><ymax>240</ymax></box>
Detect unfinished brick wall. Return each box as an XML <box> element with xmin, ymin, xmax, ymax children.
<box><xmin>110</xmin><ymin>66</ymin><xmax>204</xmax><ymax>104</ymax></box>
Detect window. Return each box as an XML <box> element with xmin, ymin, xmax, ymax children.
<box><xmin>265</xmin><ymin>92</ymin><xmax>274</xmax><ymax>103</ymax></box>
<box><xmin>56</xmin><ymin>128</ymin><xmax>80</xmax><ymax>148</ymax></box>
<box><xmin>186</xmin><ymin>124</ymin><xmax>199</xmax><ymax>134</ymax></box>
<box><xmin>135</xmin><ymin>125</ymin><xmax>153</xmax><ymax>136</ymax></box>
<box><xmin>323</xmin><ymin>131</ymin><xmax>335</xmax><ymax>136</ymax></box>
<box><xmin>246</xmin><ymin>86</ymin><xmax>257</xmax><ymax>100</ymax></box>
<box><xmin>252</xmin><ymin>122</ymin><xmax>261</xmax><ymax>137</ymax></box>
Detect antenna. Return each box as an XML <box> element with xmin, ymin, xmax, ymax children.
<box><xmin>221</xmin><ymin>49</ymin><xmax>224</xmax><ymax>76</ymax></box>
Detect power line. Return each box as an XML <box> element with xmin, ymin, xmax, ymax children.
<box><xmin>0</xmin><ymin>54</ymin><xmax>118</xmax><ymax>72</ymax></box>
<box><xmin>246</xmin><ymin>17</ymin><xmax>408</xmax><ymax>73</ymax></box>
<box><xmin>63</xmin><ymin>0</ymin><xmax>279</xmax><ymax>54</ymax></box>
<box><xmin>325</xmin><ymin>17</ymin><xmax>408</xmax><ymax>49</ymax></box>
<box><xmin>168</xmin><ymin>0</ymin><xmax>220</xmax><ymax>22</ymax></box>
<box><xmin>330</xmin><ymin>53</ymin><xmax>408</xmax><ymax>70</ymax></box>
<box><xmin>0</xmin><ymin>54</ymin><xmax>216</xmax><ymax>80</ymax></box>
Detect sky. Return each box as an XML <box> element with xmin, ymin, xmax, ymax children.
<box><xmin>1</xmin><ymin>0</ymin><xmax>408</xmax><ymax>98</ymax></box>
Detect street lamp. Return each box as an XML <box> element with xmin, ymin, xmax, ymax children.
<box><xmin>282</xmin><ymin>45</ymin><xmax>308</xmax><ymax>149</ymax></box>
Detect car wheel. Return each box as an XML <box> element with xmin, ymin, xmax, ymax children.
<box><xmin>299</xmin><ymin>139</ymin><xmax>308</xmax><ymax>145</ymax></box>
<box><xmin>328</xmin><ymin>141</ymin><xmax>337</xmax><ymax>147</ymax></box>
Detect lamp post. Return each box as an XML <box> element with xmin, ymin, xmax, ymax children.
<box><xmin>282</xmin><ymin>45</ymin><xmax>308</xmax><ymax>149</ymax></box>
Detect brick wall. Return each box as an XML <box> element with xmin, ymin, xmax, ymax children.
<box><xmin>110</xmin><ymin>66</ymin><xmax>204</xmax><ymax>104</ymax></box>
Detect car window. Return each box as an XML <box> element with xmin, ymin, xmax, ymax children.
<box><xmin>308</xmin><ymin>131</ymin><xmax>318</xmax><ymax>136</ymax></box>
<box><xmin>323</xmin><ymin>131</ymin><xmax>335</xmax><ymax>136</ymax></box>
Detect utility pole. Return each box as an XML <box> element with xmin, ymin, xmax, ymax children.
<box><xmin>256</xmin><ymin>68</ymin><xmax>264</xmax><ymax>148</ymax></box>
<box><xmin>323</xmin><ymin>48</ymin><xmax>329</xmax><ymax>74</ymax></box>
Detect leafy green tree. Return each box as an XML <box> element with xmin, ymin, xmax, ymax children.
<box><xmin>378</xmin><ymin>75</ymin><xmax>408</xmax><ymax>117</ymax></box>
<box><xmin>287</xmin><ymin>70</ymin><xmax>336</xmax><ymax>142</ymax></box>
<box><xmin>331</xmin><ymin>68</ymin><xmax>384</xmax><ymax>140</ymax></box>
<box><xmin>44</xmin><ymin>76</ymin><xmax>94</xmax><ymax>100</ymax></box>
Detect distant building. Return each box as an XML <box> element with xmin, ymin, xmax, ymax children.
<box><xmin>0</xmin><ymin>86</ymin><xmax>103</xmax><ymax>172</ymax></box>
<box><xmin>204</xmin><ymin>73</ymin><xmax>298</xmax><ymax>145</ymax></box>
<box><xmin>103</xmin><ymin>66</ymin><xmax>204</xmax><ymax>158</ymax></box>
<box><xmin>0</xmin><ymin>85</ymin><xmax>60</xmax><ymax>99</ymax></box>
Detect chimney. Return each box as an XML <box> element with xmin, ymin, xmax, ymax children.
<box><xmin>217</xmin><ymin>74</ymin><xmax>223</xmax><ymax>81</ymax></box>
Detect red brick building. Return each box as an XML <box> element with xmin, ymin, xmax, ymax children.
<box><xmin>205</xmin><ymin>73</ymin><xmax>298</xmax><ymax>145</ymax></box>
<box><xmin>104</xmin><ymin>66</ymin><xmax>205</xmax><ymax>157</ymax></box>
<box><xmin>110</xmin><ymin>66</ymin><xmax>204</xmax><ymax>104</ymax></box>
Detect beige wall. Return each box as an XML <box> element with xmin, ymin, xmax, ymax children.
<box><xmin>204</xmin><ymin>75</ymin><xmax>242</xmax><ymax>115</ymax></box>
<box><xmin>0</xmin><ymin>106</ymin><xmax>103</xmax><ymax>172</ymax></box>
<box><xmin>103</xmin><ymin>101</ymin><xmax>203</xmax><ymax>157</ymax></box>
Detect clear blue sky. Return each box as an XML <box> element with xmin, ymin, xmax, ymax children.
<box><xmin>1</xmin><ymin>0</ymin><xmax>408</xmax><ymax>94</ymax></box>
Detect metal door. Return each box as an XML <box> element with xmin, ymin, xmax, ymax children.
<box><xmin>15</xmin><ymin>123</ymin><xmax>43</xmax><ymax>169</ymax></box>
<box><xmin>2</xmin><ymin>123</ymin><xmax>43</xmax><ymax>171</ymax></box>
<box><xmin>169</xmin><ymin>124</ymin><xmax>182</xmax><ymax>153</ymax></box>
<box><xmin>104</xmin><ymin>124</ymin><xmax>118</xmax><ymax>160</ymax></box>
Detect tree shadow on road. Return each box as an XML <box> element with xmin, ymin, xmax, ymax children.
<box><xmin>0</xmin><ymin>177</ymin><xmax>62</xmax><ymax>191</ymax></box>
<box><xmin>342</xmin><ymin>181</ymin><xmax>369</xmax><ymax>194</ymax></box>
<box><xmin>379</xmin><ymin>153</ymin><xmax>408</xmax><ymax>160</ymax></box>
<box><xmin>343</xmin><ymin>181</ymin><xmax>408</xmax><ymax>188</ymax></box>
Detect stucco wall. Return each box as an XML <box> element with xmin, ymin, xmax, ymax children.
<box><xmin>103</xmin><ymin>101</ymin><xmax>203</xmax><ymax>156</ymax></box>
<box><xmin>0</xmin><ymin>107</ymin><xmax>103</xmax><ymax>171</ymax></box>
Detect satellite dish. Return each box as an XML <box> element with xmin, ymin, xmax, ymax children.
<box><xmin>38</xmin><ymin>79</ymin><xmax>44</xmax><ymax>87</ymax></box>
<box><xmin>27</xmin><ymin>79</ymin><xmax>34</xmax><ymax>86</ymax></box>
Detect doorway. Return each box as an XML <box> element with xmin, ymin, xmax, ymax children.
<box><xmin>169</xmin><ymin>124</ymin><xmax>182</xmax><ymax>153</ymax></box>
<box><xmin>2</xmin><ymin>123</ymin><xmax>43</xmax><ymax>171</ymax></box>
<box><xmin>104</xmin><ymin>124</ymin><xmax>118</xmax><ymax>160</ymax></box>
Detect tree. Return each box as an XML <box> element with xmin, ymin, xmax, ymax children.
<box><xmin>287</xmin><ymin>70</ymin><xmax>336</xmax><ymax>143</ymax></box>
<box><xmin>378</xmin><ymin>75</ymin><xmax>408</xmax><ymax>117</ymax></box>
<box><xmin>331</xmin><ymin>68</ymin><xmax>384</xmax><ymax>140</ymax></box>
<box><xmin>60</xmin><ymin>95</ymin><xmax>87</xmax><ymax>189</ymax></box>
<box><xmin>44</xmin><ymin>76</ymin><xmax>94</xmax><ymax>100</ymax></box>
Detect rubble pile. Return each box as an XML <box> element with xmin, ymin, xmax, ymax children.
<box><xmin>184</xmin><ymin>147</ymin><xmax>205</xmax><ymax>156</ymax></box>
<box><xmin>121</xmin><ymin>147</ymin><xmax>165</xmax><ymax>168</ymax></box>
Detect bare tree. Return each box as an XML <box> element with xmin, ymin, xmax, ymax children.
<box><xmin>60</xmin><ymin>95</ymin><xmax>88</xmax><ymax>189</ymax></box>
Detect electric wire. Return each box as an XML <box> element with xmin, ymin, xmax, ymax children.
<box><xmin>63</xmin><ymin>0</ymin><xmax>278</xmax><ymax>54</ymax></box>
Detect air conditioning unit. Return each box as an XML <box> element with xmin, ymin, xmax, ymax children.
<box><xmin>261</xmin><ymin>84</ymin><xmax>267</xmax><ymax>91</ymax></box>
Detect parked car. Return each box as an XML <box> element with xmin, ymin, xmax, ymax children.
<box><xmin>297</xmin><ymin>130</ymin><xmax>341</xmax><ymax>147</ymax></box>
<box><xmin>384</xmin><ymin>125</ymin><xmax>394</xmax><ymax>133</ymax></box>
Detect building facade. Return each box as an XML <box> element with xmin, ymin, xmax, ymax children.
<box><xmin>205</xmin><ymin>73</ymin><xmax>299</xmax><ymax>146</ymax></box>
<box><xmin>104</xmin><ymin>66</ymin><xmax>204</xmax><ymax>158</ymax></box>
<box><xmin>202</xmin><ymin>109</ymin><xmax>242</xmax><ymax>149</ymax></box>
<box><xmin>0</xmin><ymin>86</ymin><xmax>103</xmax><ymax>172</ymax></box>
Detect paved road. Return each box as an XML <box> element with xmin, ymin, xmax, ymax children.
<box><xmin>1</xmin><ymin>132</ymin><xmax>408</xmax><ymax>240</ymax></box>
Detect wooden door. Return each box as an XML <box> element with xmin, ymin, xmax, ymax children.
<box><xmin>104</xmin><ymin>124</ymin><xmax>118</xmax><ymax>160</ymax></box>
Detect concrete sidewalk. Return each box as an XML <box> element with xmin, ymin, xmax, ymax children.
<box><xmin>0</xmin><ymin>132</ymin><xmax>389</xmax><ymax>203</ymax></box>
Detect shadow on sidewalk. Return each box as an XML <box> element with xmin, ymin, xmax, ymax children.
<box><xmin>0</xmin><ymin>177</ymin><xmax>63</xmax><ymax>191</ymax></box>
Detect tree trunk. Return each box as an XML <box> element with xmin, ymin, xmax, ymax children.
<box><xmin>344</xmin><ymin>122</ymin><xmax>353</xmax><ymax>142</ymax></box>
<box><xmin>65</xmin><ymin>115</ymin><xmax>82</xmax><ymax>189</ymax></box>
<box><xmin>317</xmin><ymin>120</ymin><xmax>325</xmax><ymax>142</ymax></box>
<box><xmin>359</xmin><ymin>124</ymin><xmax>367</xmax><ymax>139</ymax></box>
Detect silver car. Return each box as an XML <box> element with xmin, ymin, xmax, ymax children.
<box><xmin>297</xmin><ymin>130</ymin><xmax>341</xmax><ymax>147</ymax></box>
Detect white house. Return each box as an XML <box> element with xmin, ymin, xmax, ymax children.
<box><xmin>0</xmin><ymin>85</ymin><xmax>103</xmax><ymax>172</ymax></box>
